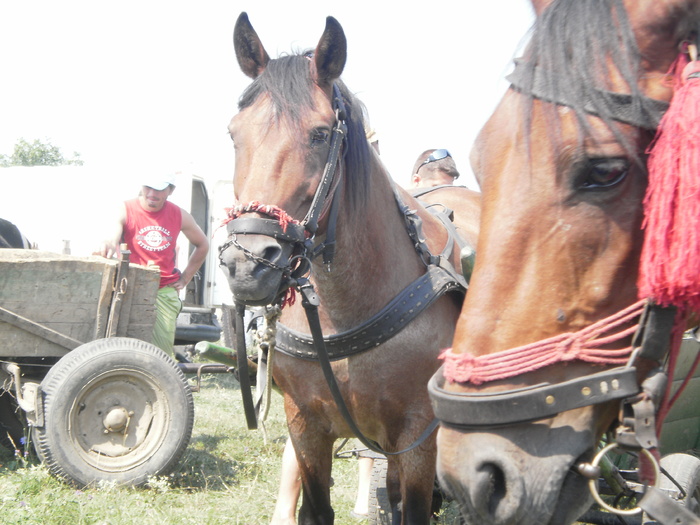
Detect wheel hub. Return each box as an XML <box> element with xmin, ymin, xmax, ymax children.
<box><xmin>102</xmin><ymin>406</ymin><xmax>131</xmax><ymax>433</ymax></box>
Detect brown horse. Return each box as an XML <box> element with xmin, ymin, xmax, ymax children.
<box><xmin>219</xmin><ymin>12</ymin><xmax>480</xmax><ymax>524</ymax></box>
<box><xmin>428</xmin><ymin>1</ymin><xmax>700</xmax><ymax>524</ymax></box>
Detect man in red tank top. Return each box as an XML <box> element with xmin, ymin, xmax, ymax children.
<box><xmin>96</xmin><ymin>173</ymin><xmax>209</xmax><ymax>354</ymax></box>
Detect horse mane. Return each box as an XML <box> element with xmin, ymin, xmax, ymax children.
<box><xmin>237</xmin><ymin>52</ymin><xmax>371</xmax><ymax>209</ymax></box>
<box><xmin>519</xmin><ymin>0</ymin><xmax>652</xmax><ymax>157</ymax></box>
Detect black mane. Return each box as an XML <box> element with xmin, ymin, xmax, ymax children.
<box><xmin>238</xmin><ymin>53</ymin><xmax>371</xmax><ymax>209</ymax></box>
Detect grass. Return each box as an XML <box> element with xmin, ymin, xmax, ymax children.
<box><xmin>0</xmin><ymin>365</ymin><xmax>601</xmax><ymax>524</ymax></box>
<box><xmin>0</xmin><ymin>371</ymin><xmax>374</xmax><ymax>525</ymax></box>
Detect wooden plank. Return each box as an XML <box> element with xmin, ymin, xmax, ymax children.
<box><xmin>0</xmin><ymin>306</ymin><xmax>82</xmax><ymax>350</ymax></box>
<box><xmin>122</xmin><ymin>264</ymin><xmax>159</xmax><ymax>342</ymax></box>
<box><xmin>107</xmin><ymin>256</ymin><xmax>131</xmax><ymax>337</ymax></box>
<box><xmin>94</xmin><ymin>265</ymin><xmax>117</xmax><ymax>339</ymax></box>
<box><xmin>0</xmin><ymin>250</ymin><xmax>157</xmax><ymax>357</ymax></box>
<box><xmin>0</xmin><ymin>330</ymin><xmax>70</xmax><ymax>358</ymax></box>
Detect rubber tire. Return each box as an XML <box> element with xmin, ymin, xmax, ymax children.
<box><xmin>33</xmin><ymin>338</ymin><xmax>194</xmax><ymax>488</ymax></box>
<box><xmin>368</xmin><ymin>457</ymin><xmax>394</xmax><ymax>525</ymax></box>
<box><xmin>643</xmin><ymin>453</ymin><xmax>700</xmax><ymax>524</ymax></box>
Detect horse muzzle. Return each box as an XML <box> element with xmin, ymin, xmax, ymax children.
<box><xmin>437</xmin><ymin>423</ymin><xmax>596</xmax><ymax>525</ymax></box>
<box><xmin>218</xmin><ymin>220</ymin><xmax>301</xmax><ymax>306</ymax></box>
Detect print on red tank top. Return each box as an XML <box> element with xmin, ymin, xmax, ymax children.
<box><xmin>124</xmin><ymin>199</ymin><xmax>182</xmax><ymax>288</ymax></box>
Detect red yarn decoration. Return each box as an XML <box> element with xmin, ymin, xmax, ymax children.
<box><xmin>440</xmin><ymin>300</ymin><xmax>645</xmax><ymax>385</ymax></box>
<box><xmin>223</xmin><ymin>201</ymin><xmax>301</xmax><ymax>233</ymax></box>
<box><xmin>639</xmin><ymin>54</ymin><xmax>700</xmax><ymax>311</ymax></box>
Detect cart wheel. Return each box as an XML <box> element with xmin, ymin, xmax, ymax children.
<box><xmin>33</xmin><ymin>337</ymin><xmax>194</xmax><ymax>488</ymax></box>
<box><xmin>368</xmin><ymin>457</ymin><xmax>394</xmax><ymax>524</ymax></box>
<box><xmin>643</xmin><ymin>453</ymin><xmax>700</xmax><ymax>524</ymax></box>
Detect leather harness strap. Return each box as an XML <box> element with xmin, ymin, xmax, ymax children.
<box><xmin>275</xmin><ymin>264</ymin><xmax>465</xmax><ymax>360</ymax></box>
<box><xmin>429</xmin><ymin>366</ymin><xmax>639</xmax><ymax>429</ymax></box>
<box><xmin>297</xmin><ymin>277</ymin><xmax>440</xmax><ymax>456</ymax></box>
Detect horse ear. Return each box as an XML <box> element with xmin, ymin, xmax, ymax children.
<box><xmin>530</xmin><ymin>0</ymin><xmax>554</xmax><ymax>16</ymax></box>
<box><xmin>313</xmin><ymin>16</ymin><xmax>347</xmax><ymax>85</ymax></box>
<box><xmin>233</xmin><ymin>12</ymin><xmax>270</xmax><ymax>79</ymax></box>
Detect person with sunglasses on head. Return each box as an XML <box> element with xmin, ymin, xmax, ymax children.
<box><xmin>411</xmin><ymin>148</ymin><xmax>460</xmax><ymax>188</ymax></box>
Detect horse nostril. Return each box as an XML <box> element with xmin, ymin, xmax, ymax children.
<box><xmin>262</xmin><ymin>245</ymin><xmax>282</xmax><ymax>263</ymax></box>
<box><xmin>248</xmin><ymin>245</ymin><xmax>282</xmax><ymax>277</ymax></box>
<box><xmin>225</xmin><ymin>262</ymin><xmax>236</xmax><ymax>279</ymax></box>
<box><xmin>477</xmin><ymin>462</ymin><xmax>507</xmax><ymax>516</ymax></box>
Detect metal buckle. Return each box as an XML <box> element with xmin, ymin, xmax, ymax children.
<box><xmin>587</xmin><ymin>442</ymin><xmax>660</xmax><ymax>517</ymax></box>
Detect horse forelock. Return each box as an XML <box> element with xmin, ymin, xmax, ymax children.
<box><xmin>237</xmin><ymin>52</ymin><xmax>371</xmax><ymax>211</ymax></box>
<box><xmin>520</xmin><ymin>0</ymin><xmax>649</xmax><ymax>158</ymax></box>
<box><xmin>238</xmin><ymin>54</ymin><xmax>315</xmax><ymax>130</ymax></box>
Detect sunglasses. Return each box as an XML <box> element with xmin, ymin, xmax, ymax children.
<box><xmin>416</xmin><ymin>149</ymin><xmax>451</xmax><ymax>173</ymax></box>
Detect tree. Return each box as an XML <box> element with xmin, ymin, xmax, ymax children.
<box><xmin>0</xmin><ymin>138</ymin><xmax>83</xmax><ymax>167</ymax></box>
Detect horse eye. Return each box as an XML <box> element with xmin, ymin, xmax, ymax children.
<box><xmin>580</xmin><ymin>158</ymin><xmax>629</xmax><ymax>190</ymax></box>
<box><xmin>311</xmin><ymin>129</ymin><xmax>330</xmax><ymax>146</ymax></box>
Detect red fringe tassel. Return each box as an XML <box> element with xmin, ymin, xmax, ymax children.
<box><xmin>639</xmin><ymin>55</ymin><xmax>700</xmax><ymax>311</ymax></box>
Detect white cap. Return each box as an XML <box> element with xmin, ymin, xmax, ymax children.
<box><xmin>143</xmin><ymin>173</ymin><xmax>176</xmax><ymax>191</ymax></box>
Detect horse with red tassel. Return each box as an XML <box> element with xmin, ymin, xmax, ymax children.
<box><xmin>428</xmin><ymin>2</ymin><xmax>700</xmax><ymax>524</ymax></box>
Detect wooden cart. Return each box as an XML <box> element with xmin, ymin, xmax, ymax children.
<box><xmin>0</xmin><ymin>249</ymin><xmax>195</xmax><ymax>488</ymax></box>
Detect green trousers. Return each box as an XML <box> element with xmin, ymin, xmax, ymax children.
<box><xmin>152</xmin><ymin>286</ymin><xmax>181</xmax><ymax>354</ymax></box>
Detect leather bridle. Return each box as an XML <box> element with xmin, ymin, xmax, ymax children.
<box><xmin>429</xmin><ymin>301</ymin><xmax>678</xmax><ymax>430</ymax></box>
<box><xmin>219</xmin><ymin>82</ymin><xmax>348</xmax><ymax>292</ymax></box>
<box><xmin>427</xmin><ymin>56</ymin><xmax>700</xmax><ymax>523</ymax></box>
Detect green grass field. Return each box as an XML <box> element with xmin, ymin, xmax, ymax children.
<box><xmin>0</xmin><ymin>372</ymin><xmax>364</xmax><ymax>525</ymax></box>
<box><xmin>0</xmin><ymin>361</ymin><xmax>617</xmax><ymax>525</ymax></box>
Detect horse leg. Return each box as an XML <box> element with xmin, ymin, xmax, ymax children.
<box><xmin>396</xmin><ymin>444</ymin><xmax>437</xmax><ymax>524</ymax></box>
<box><xmin>385</xmin><ymin>458</ymin><xmax>403</xmax><ymax>524</ymax></box>
<box><xmin>294</xmin><ymin>433</ymin><xmax>335</xmax><ymax>525</ymax></box>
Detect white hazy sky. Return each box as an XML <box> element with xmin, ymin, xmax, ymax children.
<box><xmin>0</xmin><ymin>1</ymin><xmax>534</xmax><ymax>191</ymax></box>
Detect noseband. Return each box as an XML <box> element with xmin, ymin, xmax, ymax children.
<box><xmin>429</xmin><ymin>301</ymin><xmax>680</xmax><ymax>428</ymax></box>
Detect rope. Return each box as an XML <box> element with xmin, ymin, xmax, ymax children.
<box><xmin>441</xmin><ymin>299</ymin><xmax>647</xmax><ymax>385</ymax></box>
<box><xmin>255</xmin><ymin>304</ymin><xmax>281</xmax><ymax>444</ymax></box>
<box><xmin>223</xmin><ymin>201</ymin><xmax>301</xmax><ymax>233</ymax></box>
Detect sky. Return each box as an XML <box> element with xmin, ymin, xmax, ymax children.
<box><xmin>0</xmin><ymin>1</ymin><xmax>534</xmax><ymax>191</ymax></box>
